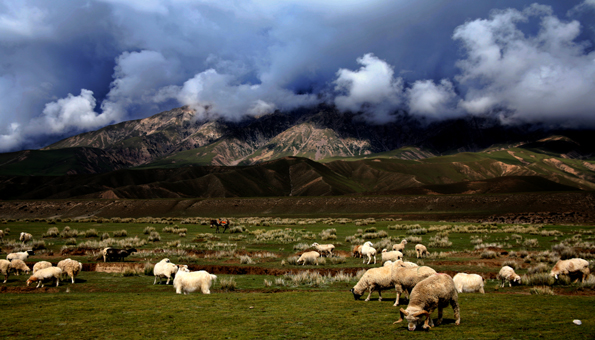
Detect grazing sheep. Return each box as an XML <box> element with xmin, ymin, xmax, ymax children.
<box><xmin>393</xmin><ymin>240</ymin><xmax>408</xmax><ymax>252</ymax></box>
<box><xmin>453</xmin><ymin>273</ymin><xmax>485</xmax><ymax>294</ymax></box>
<box><xmin>0</xmin><ymin>259</ymin><xmax>10</xmax><ymax>283</ymax></box>
<box><xmin>361</xmin><ymin>241</ymin><xmax>377</xmax><ymax>265</ymax></box>
<box><xmin>415</xmin><ymin>244</ymin><xmax>428</xmax><ymax>258</ymax></box>
<box><xmin>26</xmin><ymin>267</ymin><xmax>62</xmax><ymax>288</ymax></box>
<box><xmin>20</xmin><ymin>232</ymin><xmax>33</xmax><ymax>244</ymax></box>
<box><xmin>498</xmin><ymin>266</ymin><xmax>521</xmax><ymax>287</ymax></box>
<box><xmin>57</xmin><ymin>258</ymin><xmax>83</xmax><ymax>284</ymax></box>
<box><xmin>350</xmin><ymin>265</ymin><xmax>393</xmax><ymax>301</ymax></box>
<box><xmin>173</xmin><ymin>266</ymin><xmax>217</xmax><ymax>295</ymax></box>
<box><xmin>381</xmin><ymin>249</ymin><xmax>403</xmax><ymax>264</ymax></box>
<box><xmin>7</xmin><ymin>250</ymin><xmax>35</xmax><ymax>262</ymax></box>
<box><xmin>395</xmin><ymin>273</ymin><xmax>460</xmax><ymax>331</ymax></box>
<box><xmin>352</xmin><ymin>245</ymin><xmax>363</xmax><ymax>258</ymax></box>
<box><xmin>296</xmin><ymin>251</ymin><xmax>321</xmax><ymax>265</ymax></box>
<box><xmin>390</xmin><ymin>264</ymin><xmax>437</xmax><ymax>306</ymax></box>
<box><xmin>550</xmin><ymin>258</ymin><xmax>590</xmax><ymax>283</ymax></box>
<box><xmin>9</xmin><ymin>259</ymin><xmax>31</xmax><ymax>276</ymax></box>
<box><xmin>153</xmin><ymin>258</ymin><xmax>179</xmax><ymax>285</ymax></box>
<box><xmin>311</xmin><ymin>243</ymin><xmax>335</xmax><ymax>257</ymax></box>
<box><xmin>33</xmin><ymin>261</ymin><xmax>53</xmax><ymax>274</ymax></box>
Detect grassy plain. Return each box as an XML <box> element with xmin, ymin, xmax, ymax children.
<box><xmin>1</xmin><ymin>217</ymin><xmax>595</xmax><ymax>339</ymax></box>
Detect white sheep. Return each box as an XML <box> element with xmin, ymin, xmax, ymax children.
<box><xmin>7</xmin><ymin>250</ymin><xmax>35</xmax><ymax>262</ymax></box>
<box><xmin>26</xmin><ymin>267</ymin><xmax>62</xmax><ymax>288</ymax></box>
<box><xmin>350</xmin><ymin>265</ymin><xmax>393</xmax><ymax>301</ymax></box>
<box><xmin>415</xmin><ymin>244</ymin><xmax>428</xmax><ymax>258</ymax></box>
<box><xmin>296</xmin><ymin>251</ymin><xmax>321</xmax><ymax>265</ymax></box>
<box><xmin>361</xmin><ymin>241</ymin><xmax>377</xmax><ymax>265</ymax></box>
<box><xmin>381</xmin><ymin>249</ymin><xmax>403</xmax><ymax>264</ymax></box>
<box><xmin>173</xmin><ymin>266</ymin><xmax>217</xmax><ymax>295</ymax></box>
<box><xmin>311</xmin><ymin>243</ymin><xmax>335</xmax><ymax>257</ymax></box>
<box><xmin>57</xmin><ymin>258</ymin><xmax>83</xmax><ymax>284</ymax></box>
<box><xmin>392</xmin><ymin>260</ymin><xmax>419</xmax><ymax>268</ymax></box>
<box><xmin>452</xmin><ymin>273</ymin><xmax>484</xmax><ymax>294</ymax></box>
<box><xmin>154</xmin><ymin>258</ymin><xmax>179</xmax><ymax>285</ymax></box>
<box><xmin>390</xmin><ymin>263</ymin><xmax>437</xmax><ymax>306</ymax></box>
<box><xmin>498</xmin><ymin>266</ymin><xmax>521</xmax><ymax>287</ymax></box>
<box><xmin>9</xmin><ymin>259</ymin><xmax>31</xmax><ymax>276</ymax></box>
<box><xmin>393</xmin><ymin>240</ymin><xmax>408</xmax><ymax>252</ymax></box>
<box><xmin>550</xmin><ymin>258</ymin><xmax>590</xmax><ymax>283</ymax></box>
<box><xmin>0</xmin><ymin>259</ymin><xmax>10</xmax><ymax>283</ymax></box>
<box><xmin>395</xmin><ymin>273</ymin><xmax>460</xmax><ymax>331</ymax></box>
<box><xmin>33</xmin><ymin>261</ymin><xmax>53</xmax><ymax>274</ymax></box>
<box><xmin>20</xmin><ymin>232</ymin><xmax>33</xmax><ymax>244</ymax></box>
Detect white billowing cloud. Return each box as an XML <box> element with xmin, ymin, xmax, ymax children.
<box><xmin>156</xmin><ymin>68</ymin><xmax>316</xmax><ymax>121</ymax></box>
<box><xmin>406</xmin><ymin>79</ymin><xmax>460</xmax><ymax>118</ymax></box>
<box><xmin>454</xmin><ymin>5</ymin><xmax>595</xmax><ymax>126</ymax></box>
<box><xmin>334</xmin><ymin>53</ymin><xmax>404</xmax><ymax>123</ymax></box>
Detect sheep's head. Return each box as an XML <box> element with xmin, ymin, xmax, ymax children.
<box><xmin>513</xmin><ymin>275</ymin><xmax>521</xmax><ymax>284</ymax></box>
<box><xmin>350</xmin><ymin>287</ymin><xmax>363</xmax><ymax>300</ymax></box>
<box><xmin>311</xmin><ymin>242</ymin><xmax>319</xmax><ymax>247</ymax></box>
<box><xmin>26</xmin><ymin>250</ymin><xmax>35</xmax><ymax>256</ymax></box>
<box><xmin>26</xmin><ymin>277</ymin><xmax>38</xmax><ymax>286</ymax></box>
<box><xmin>396</xmin><ymin>308</ymin><xmax>430</xmax><ymax>331</ymax></box>
<box><xmin>402</xmin><ymin>240</ymin><xmax>408</xmax><ymax>245</ymax></box>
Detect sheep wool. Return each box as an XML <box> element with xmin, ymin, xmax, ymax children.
<box><xmin>453</xmin><ymin>273</ymin><xmax>485</xmax><ymax>294</ymax></box>
<box><xmin>7</xmin><ymin>250</ymin><xmax>34</xmax><ymax>262</ymax></box>
<box><xmin>415</xmin><ymin>244</ymin><xmax>428</xmax><ymax>258</ymax></box>
<box><xmin>381</xmin><ymin>249</ymin><xmax>403</xmax><ymax>264</ymax></box>
<box><xmin>395</xmin><ymin>273</ymin><xmax>460</xmax><ymax>331</ymax></box>
<box><xmin>550</xmin><ymin>258</ymin><xmax>590</xmax><ymax>283</ymax></box>
<box><xmin>350</xmin><ymin>265</ymin><xmax>393</xmax><ymax>301</ymax></box>
<box><xmin>173</xmin><ymin>268</ymin><xmax>217</xmax><ymax>295</ymax></box>
<box><xmin>33</xmin><ymin>261</ymin><xmax>53</xmax><ymax>274</ymax></box>
<box><xmin>57</xmin><ymin>258</ymin><xmax>83</xmax><ymax>284</ymax></box>
<box><xmin>390</xmin><ymin>264</ymin><xmax>437</xmax><ymax>306</ymax></box>
<box><xmin>154</xmin><ymin>258</ymin><xmax>179</xmax><ymax>285</ymax></box>
<box><xmin>0</xmin><ymin>259</ymin><xmax>10</xmax><ymax>283</ymax></box>
<box><xmin>297</xmin><ymin>251</ymin><xmax>320</xmax><ymax>265</ymax></box>
<box><xmin>392</xmin><ymin>240</ymin><xmax>408</xmax><ymax>252</ymax></box>
<box><xmin>311</xmin><ymin>243</ymin><xmax>335</xmax><ymax>257</ymax></box>
<box><xmin>19</xmin><ymin>232</ymin><xmax>33</xmax><ymax>244</ymax></box>
<box><xmin>361</xmin><ymin>241</ymin><xmax>377</xmax><ymax>265</ymax></box>
<box><xmin>26</xmin><ymin>267</ymin><xmax>62</xmax><ymax>288</ymax></box>
<box><xmin>498</xmin><ymin>266</ymin><xmax>521</xmax><ymax>287</ymax></box>
<box><xmin>9</xmin><ymin>259</ymin><xmax>30</xmax><ymax>276</ymax></box>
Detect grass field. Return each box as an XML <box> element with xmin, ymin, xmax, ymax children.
<box><xmin>1</xmin><ymin>217</ymin><xmax>595</xmax><ymax>339</ymax></box>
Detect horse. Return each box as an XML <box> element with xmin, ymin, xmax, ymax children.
<box><xmin>210</xmin><ymin>219</ymin><xmax>230</xmax><ymax>233</ymax></box>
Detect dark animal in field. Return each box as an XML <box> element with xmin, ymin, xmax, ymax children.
<box><xmin>102</xmin><ymin>248</ymin><xmax>137</xmax><ymax>262</ymax></box>
<box><xmin>210</xmin><ymin>219</ymin><xmax>230</xmax><ymax>233</ymax></box>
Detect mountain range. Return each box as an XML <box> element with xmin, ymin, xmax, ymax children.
<box><xmin>0</xmin><ymin>105</ymin><xmax>594</xmax><ymax>200</ymax></box>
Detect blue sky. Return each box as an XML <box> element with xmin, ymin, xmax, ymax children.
<box><xmin>1</xmin><ymin>0</ymin><xmax>594</xmax><ymax>151</ymax></box>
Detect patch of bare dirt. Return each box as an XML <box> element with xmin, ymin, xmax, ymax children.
<box><xmin>0</xmin><ymin>286</ymin><xmax>59</xmax><ymax>293</ymax></box>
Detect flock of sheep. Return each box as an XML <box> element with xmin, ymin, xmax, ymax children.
<box><xmin>2</xmin><ymin>229</ymin><xmax>593</xmax><ymax>332</ymax></box>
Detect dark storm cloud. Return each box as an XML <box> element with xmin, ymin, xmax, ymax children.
<box><xmin>0</xmin><ymin>0</ymin><xmax>592</xmax><ymax>151</ymax></box>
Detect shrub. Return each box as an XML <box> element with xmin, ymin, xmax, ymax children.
<box><xmin>329</xmin><ymin>256</ymin><xmax>346</xmax><ymax>265</ymax></box>
<box><xmin>61</xmin><ymin>227</ymin><xmax>79</xmax><ymax>238</ymax></box>
<box><xmin>293</xmin><ymin>243</ymin><xmax>310</xmax><ymax>251</ymax></box>
<box><xmin>43</xmin><ymin>227</ymin><xmax>59</xmax><ymax>238</ymax></box>
<box><xmin>100</xmin><ymin>233</ymin><xmax>110</xmax><ymax>241</ymax></box>
<box><xmin>286</xmin><ymin>256</ymin><xmax>299</xmax><ymax>265</ymax></box>
<box><xmin>31</xmin><ymin>240</ymin><xmax>47</xmax><ymax>251</ymax></box>
<box><xmin>527</xmin><ymin>263</ymin><xmax>549</xmax><ymax>275</ymax></box>
<box><xmin>143</xmin><ymin>226</ymin><xmax>156</xmax><ymax>235</ymax></box>
<box><xmin>530</xmin><ymin>286</ymin><xmax>555</xmax><ymax>295</ymax></box>
<box><xmin>502</xmin><ymin>260</ymin><xmax>518</xmax><ymax>269</ymax></box>
<box><xmin>65</xmin><ymin>238</ymin><xmax>77</xmax><ymax>246</ymax></box>
<box><xmin>240</xmin><ymin>255</ymin><xmax>254</xmax><ymax>264</ymax></box>
<box><xmin>480</xmin><ymin>250</ymin><xmax>498</xmax><ymax>259</ymax></box>
<box><xmin>407</xmin><ymin>228</ymin><xmax>427</xmax><ymax>235</ymax></box>
<box><xmin>523</xmin><ymin>273</ymin><xmax>554</xmax><ymax>286</ymax></box>
<box><xmin>364</xmin><ymin>227</ymin><xmax>377</xmax><ymax>233</ymax></box>
<box><xmin>84</xmin><ymin>229</ymin><xmax>99</xmax><ymax>238</ymax></box>
<box><xmin>522</xmin><ymin>239</ymin><xmax>540</xmax><ymax>248</ymax></box>
<box><xmin>122</xmin><ymin>267</ymin><xmax>142</xmax><ymax>277</ymax></box>
<box><xmin>229</xmin><ymin>226</ymin><xmax>246</xmax><ymax>234</ymax></box>
<box><xmin>144</xmin><ymin>262</ymin><xmax>154</xmax><ymax>276</ymax></box>
<box><xmin>219</xmin><ymin>277</ymin><xmax>237</xmax><ymax>291</ymax></box>
<box><xmin>113</xmin><ymin>230</ymin><xmax>128</xmax><ymax>237</ymax></box>
<box><xmin>148</xmin><ymin>232</ymin><xmax>161</xmax><ymax>242</ymax></box>
<box><xmin>263</xmin><ymin>279</ymin><xmax>272</xmax><ymax>287</ymax></box>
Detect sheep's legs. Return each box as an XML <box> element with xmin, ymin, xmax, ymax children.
<box><xmin>451</xmin><ymin>299</ymin><xmax>461</xmax><ymax>325</ymax></box>
<box><xmin>436</xmin><ymin>307</ymin><xmax>443</xmax><ymax>326</ymax></box>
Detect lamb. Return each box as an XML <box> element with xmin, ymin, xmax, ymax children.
<box><xmin>173</xmin><ymin>266</ymin><xmax>217</xmax><ymax>295</ymax></box>
<box><xmin>296</xmin><ymin>251</ymin><xmax>321</xmax><ymax>265</ymax></box>
<box><xmin>497</xmin><ymin>266</ymin><xmax>521</xmax><ymax>287</ymax></box>
<box><xmin>26</xmin><ymin>267</ymin><xmax>62</xmax><ymax>288</ymax></box>
<box><xmin>153</xmin><ymin>258</ymin><xmax>179</xmax><ymax>285</ymax></box>
<box><xmin>390</xmin><ymin>263</ymin><xmax>437</xmax><ymax>306</ymax></box>
<box><xmin>57</xmin><ymin>258</ymin><xmax>83</xmax><ymax>284</ymax></box>
<box><xmin>7</xmin><ymin>250</ymin><xmax>35</xmax><ymax>262</ymax></box>
<box><xmin>0</xmin><ymin>259</ymin><xmax>10</xmax><ymax>283</ymax></box>
<box><xmin>350</xmin><ymin>265</ymin><xmax>393</xmax><ymax>302</ymax></box>
<box><xmin>550</xmin><ymin>258</ymin><xmax>590</xmax><ymax>283</ymax></box>
<box><xmin>393</xmin><ymin>240</ymin><xmax>408</xmax><ymax>252</ymax></box>
<box><xmin>361</xmin><ymin>241</ymin><xmax>377</xmax><ymax>265</ymax></box>
<box><xmin>20</xmin><ymin>232</ymin><xmax>33</xmax><ymax>244</ymax></box>
<box><xmin>311</xmin><ymin>243</ymin><xmax>335</xmax><ymax>257</ymax></box>
<box><xmin>452</xmin><ymin>273</ymin><xmax>485</xmax><ymax>294</ymax></box>
<box><xmin>352</xmin><ymin>245</ymin><xmax>363</xmax><ymax>258</ymax></box>
<box><xmin>415</xmin><ymin>244</ymin><xmax>428</xmax><ymax>258</ymax></box>
<box><xmin>395</xmin><ymin>273</ymin><xmax>460</xmax><ymax>331</ymax></box>
<box><xmin>33</xmin><ymin>261</ymin><xmax>53</xmax><ymax>274</ymax></box>
<box><xmin>381</xmin><ymin>249</ymin><xmax>403</xmax><ymax>264</ymax></box>
<box><xmin>9</xmin><ymin>259</ymin><xmax>31</xmax><ymax>276</ymax></box>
